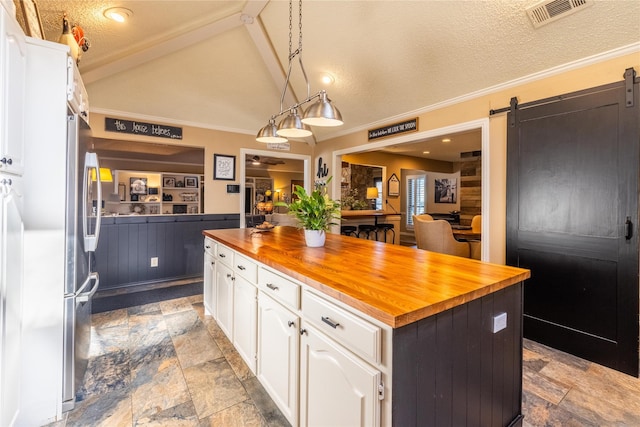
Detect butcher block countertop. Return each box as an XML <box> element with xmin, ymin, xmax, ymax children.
<box><xmin>203</xmin><ymin>226</ymin><xmax>530</xmax><ymax>328</ymax></box>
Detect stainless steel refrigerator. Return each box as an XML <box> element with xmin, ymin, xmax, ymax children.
<box><xmin>20</xmin><ymin>37</ymin><xmax>101</xmax><ymax>425</ymax></box>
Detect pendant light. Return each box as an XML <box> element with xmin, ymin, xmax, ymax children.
<box><xmin>256</xmin><ymin>0</ymin><xmax>343</xmax><ymax>143</ymax></box>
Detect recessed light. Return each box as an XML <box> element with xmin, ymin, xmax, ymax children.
<box><xmin>442</xmin><ymin>138</ymin><xmax>451</xmax><ymax>143</ymax></box>
<box><xmin>321</xmin><ymin>74</ymin><xmax>335</xmax><ymax>85</ymax></box>
<box><xmin>104</xmin><ymin>7</ymin><xmax>133</xmax><ymax>23</ymax></box>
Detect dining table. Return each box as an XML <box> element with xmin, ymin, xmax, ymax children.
<box><xmin>451</xmin><ymin>227</ymin><xmax>482</xmax><ymax>241</ymax></box>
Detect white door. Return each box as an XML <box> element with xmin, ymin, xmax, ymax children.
<box><xmin>0</xmin><ymin>174</ymin><xmax>23</xmax><ymax>426</ymax></box>
<box><xmin>300</xmin><ymin>323</ymin><xmax>381</xmax><ymax>427</ymax></box>
<box><xmin>203</xmin><ymin>250</ymin><xmax>216</xmax><ymax>317</ymax></box>
<box><xmin>215</xmin><ymin>262</ymin><xmax>234</xmax><ymax>340</ymax></box>
<box><xmin>0</xmin><ymin>8</ymin><xmax>26</xmax><ymax>176</ymax></box>
<box><xmin>257</xmin><ymin>292</ymin><xmax>299</xmax><ymax>426</ymax></box>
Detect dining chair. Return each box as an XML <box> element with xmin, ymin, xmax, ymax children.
<box><xmin>471</xmin><ymin>215</ymin><xmax>482</xmax><ymax>233</ymax></box>
<box><xmin>413</xmin><ymin>216</ymin><xmax>470</xmax><ymax>258</ymax></box>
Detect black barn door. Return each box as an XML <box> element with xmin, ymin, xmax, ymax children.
<box><xmin>507</xmin><ymin>76</ymin><xmax>639</xmax><ymax>376</ymax></box>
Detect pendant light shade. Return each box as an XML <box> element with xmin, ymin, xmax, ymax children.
<box><xmin>256</xmin><ymin>119</ymin><xmax>288</xmax><ymax>143</ymax></box>
<box><xmin>276</xmin><ymin>109</ymin><xmax>312</xmax><ymax>138</ymax></box>
<box><xmin>302</xmin><ymin>90</ymin><xmax>343</xmax><ymax>127</ymax></box>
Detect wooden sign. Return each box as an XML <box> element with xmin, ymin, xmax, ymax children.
<box><xmin>368</xmin><ymin>118</ymin><xmax>418</xmax><ymax>140</ymax></box>
<box><xmin>105</xmin><ymin>117</ymin><xmax>183</xmax><ymax>140</ymax></box>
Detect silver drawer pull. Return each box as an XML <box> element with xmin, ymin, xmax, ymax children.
<box><xmin>321</xmin><ymin>316</ymin><xmax>340</xmax><ymax>329</ymax></box>
<box><xmin>266</xmin><ymin>283</ymin><xmax>279</xmax><ymax>291</ymax></box>
<box><xmin>288</xmin><ymin>321</ymin><xmax>295</xmax><ymax>327</ymax></box>
<box><xmin>237</xmin><ymin>265</ymin><xmax>246</xmax><ymax>270</ymax></box>
<box><xmin>219</xmin><ymin>253</ymin><xmax>226</xmax><ymax>258</ymax></box>
<box><xmin>226</xmin><ymin>273</ymin><xmax>232</xmax><ymax>278</ymax></box>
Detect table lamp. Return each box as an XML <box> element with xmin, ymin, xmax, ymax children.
<box><xmin>366</xmin><ymin>187</ymin><xmax>379</xmax><ymax>210</ymax></box>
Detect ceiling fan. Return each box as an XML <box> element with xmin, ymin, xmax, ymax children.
<box><xmin>246</xmin><ymin>155</ymin><xmax>285</xmax><ymax>166</ymax></box>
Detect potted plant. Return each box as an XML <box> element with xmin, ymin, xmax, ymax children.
<box><xmin>275</xmin><ymin>177</ymin><xmax>341</xmax><ymax>247</ymax></box>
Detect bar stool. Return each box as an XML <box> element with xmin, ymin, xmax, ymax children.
<box><xmin>357</xmin><ymin>224</ymin><xmax>377</xmax><ymax>240</ymax></box>
<box><xmin>376</xmin><ymin>223</ymin><xmax>395</xmax><ymax>244</ymax></box>
<box><xmin>340</xmin><ymin>225</ymin><xmax>358</xmax><ymax>237</ymax></box>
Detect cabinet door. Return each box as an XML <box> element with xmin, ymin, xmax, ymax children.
<box><xmin>215</xmin><ymin>262</ymin><xmax>234</xmax><ymax>340</ymax></box>
<box><xmin>0</xmin><ymin>9</ymin><xmax>26</xmax><ymax>175</ymax></box>
<box><xmin>233</xmin><ymin>276</ymin><xmax>257</xmax><ymax>373</ymax></box>
<box><xmin>203</xmin><ymin>250</ymin><xmax>216</xmax><ymax>317</ymax></box>
<box><xmin>257</xmin><ymin>292</ymin><xmax>299</xmax><ymax>426</ymax></box>
<box><xmin>300</xmin><ymin>324</ymin><xmax>381</xmax><ymax>427</ymax></box>
<box><xmin>0</xmin><ymin>174</ymin><xmax>23</xmax><ymax>426</ymax></box>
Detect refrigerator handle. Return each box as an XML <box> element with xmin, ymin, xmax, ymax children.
<box><xmin>83</xmin><ymin>152</ymin><xmax>102</xmax><ymax>252</ymax></box>
<box><xmin>76</xmin><ymin>272</ymin><xmax>99</xmax><ymax>303</ymax></box>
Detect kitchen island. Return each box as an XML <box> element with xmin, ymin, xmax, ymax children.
<box><xmin>203</xmin><ymin>226</ymin><xmax>530</xmax><ymax>427</ymax></box>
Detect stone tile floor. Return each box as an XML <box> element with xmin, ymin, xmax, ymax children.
<box><xmin>46</xmin><ymin>293</ymin><xmax>640</xmax><ymax>426</ymax></box>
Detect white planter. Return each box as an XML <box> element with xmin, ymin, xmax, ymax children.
<box><xmin>304</xmin><ymin>229</ymin><xmax>326</xmax><ymax>247</ymax></box>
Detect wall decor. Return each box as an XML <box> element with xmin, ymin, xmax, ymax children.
<box><xmin>130</xmin><ymin>177</ymin><xmax>147</xmax><ymax>195</ymax></box>
<box><xmin>163</xmin><ymin>177</ymin><xmax>176</xmax><ymax>187</ymax></box>
<box><xmin>434</xmin><ymin>178</ymin><xmax>457</xmax><ymax>203</ymax></box>
<box><xmin>388</xmin><ymin>173</ymin><xmax>400</xmax><ymax>197</ymax></box>
<box><xmin>368</xmin><ymin>118</ymin><xmax>418</xmax><ymax>141</ymax></box>
<box><xmin>185</xmin><ymin>176</ymin><xmax>198</xmax><ymax>188</ymax></box>
<box><xmin>214</xmin><ymin>154</ymin><xmax>236</xmax><ymax>180</ymax></box>
<box><xmin>105</xmin><ymin>117</ymin><xmax>182</xmax><ymax>140</ymax></box>
<box><xmin>16</xmin><ymin>0</ymin><xmax>45</xmax><ymax>39</ymax></box>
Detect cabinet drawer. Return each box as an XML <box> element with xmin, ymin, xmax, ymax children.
<box><xmin>234</xmin><ymin>253</ymin><xmax>258</xmax><ymax>283</ymax></box>
<box><xmin>216</xmin><ymin>244</ymin><xmax>234</xmax><ymax>266</ymax></box>
<box><xmin>302</xmin><ymin>291</ymin><xmax>381</xmax><ymax>364</ymax></box>
<box><xmin>258</xmin><ymin>268</ymin><xmax>300</xmax><ymax>310</ymax></box>
<box><xmin>204</xmin><ymin>237</ymin><xmax>216</xmax><ymax>257</ymax></box>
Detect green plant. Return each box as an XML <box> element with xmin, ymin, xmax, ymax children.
<box><xmin>275</xmin><ymin>177</ymin><xmax>340</xmax><ymax>231</ymax></box>
<box><xmin>341</xmin><ymin>188</ymin><xmax>369</xmax><ymax>210</ymax></box>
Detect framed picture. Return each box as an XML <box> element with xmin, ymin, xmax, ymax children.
<box><xmin>185</xmin><ymin>176</ymin><xmax>198</xmax><ymax>188</ymax></box>
<box><xmin>130</xmin><ymin>177</ymin><xmax>148</xmax><ymax>195</ymax></box>
<box><xmin>434</xmin><ymin>178</ymin><xmax>457</xmax><ymax>204</ymax></box>
<box><xmin>16</xmin><ymin>0</ymin><xmax>45</xmax><ymax>39</ymax></box>
<box><xmin>388</xmin><ymin>173</ymin><xmax>400</xmax><ymax>197</ymax></box>
<box><xmin>214</xmin><ymin>154</ymin><xmax>236</xmax><ymax>180</ymax></box>
<box><xmin>163</xmin><ymin>176</ymin><xmax>176</xmax><ymax>187</ymax></box>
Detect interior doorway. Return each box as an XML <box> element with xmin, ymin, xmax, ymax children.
<box><xmin>239</xmin><ymin>148</ymin><xmax>311</xmax><ymax>227</ymax></box>
<box><xmin>332</xmin><ymin>118</ymin><xmax>490</xmax><ymax>260</ymax></box>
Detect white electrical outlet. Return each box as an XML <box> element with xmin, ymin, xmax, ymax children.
<box><xmin>492</xmin><ymin>312</ymin><xmax>507</xmax><ymax>333</ymax></box>
<box><xmin>150</xmin><ymin>257</ymin><xmax>158</xmax><ymax>267</ymax></box>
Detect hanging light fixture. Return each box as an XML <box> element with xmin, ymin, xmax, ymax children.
<box><xmin>256</xmin><ymin>0</ymin><xmax>343</xmax><ymax>143</ymax></box>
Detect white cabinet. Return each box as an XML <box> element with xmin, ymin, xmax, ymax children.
<box><xmin>300</xmin><ymin>323</ymin><xmax>381</xmax><ymax>427</ymax></box>
<box><xmin>0</xmin><ymin>6</ymin><xmax>26</xmax><ymax>175</ymax></box>
<box><xmin>0</xmin><ymin>173</ymin><xmax>23</xmax><ymax>427</ymax></box>
<box><xmin>257</xmin><ymin>292</ymin><xmax>300</xmax><ymax>426</ymax></box>
<box><xmin>203</xmin><ymin>238</ymin><xmax>216</xmax><ymax>316</ymax></box>
<box><xmin>233</xmin><ymin>275</ymin><xmax>257</xmax><ymax>373</ymax></box>
<box><xmin>215</xmin><ymin>261</ymin><xmax>234</xmax><ymax>340</ymax></box>
<box><xmin>205</xmin><ymin>237</ymin><xmax>390</xmax><ymax>427</ymax></box>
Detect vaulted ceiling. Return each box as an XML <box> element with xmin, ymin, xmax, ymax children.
<box><xmin>24</xmin><ymin>0</ymin><xmax>640</xmax><ymax>148</ymax></box>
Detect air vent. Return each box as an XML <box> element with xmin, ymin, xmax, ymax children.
<box><xmin>460</xmin><ymin>150</ymin><xmax>482</xmax><ymax>159</ymax></box>
<box><xmin>526</xmin><ymin>0</ymin><xmax>592</xmax><ymax>28</ymax></box>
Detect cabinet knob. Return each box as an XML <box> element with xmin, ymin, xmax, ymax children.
<box><xmin>300</xmin><ymin>328</ymin><xmax>307</xmax><ymax>336</ymax></box>
<box><xmin>288</xmin><ymin>320</ymin><xmax>295</xmax><ymax>328</ymax></box>
<box><xmin>226</xmin><ymin>273</ymin><xmax>232</xmax><ymax>278</ymax></box>
<box><xmin>1</xmin><ymin>178</ymin><xmax>12</xmax><ymax>186</ymax></box>
<box><xmin>0</xmin><ymin>157</ymin><xmax>12</xmax><ymax>165</ymax></box>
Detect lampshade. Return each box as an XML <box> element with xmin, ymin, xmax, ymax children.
<box><xmin>277</xmin><ymin>109</ymin><xmax>313</xmax><ymax>138</ymax></box>
<box><xmin>256</xmin><ymin>119</ymin><xmax>288</xmax><ymax>143</ymax></box>
<box><xmin>302</xmin><ymin>91</ymin><xmax>343</xmax><ymax>127</ymax></box>
<box><xmin>366</xmin><ymin>187</ymin><xmax>379</xmax><ymax>199</ymax></box>
<box><xmin>90</xmin><ymin>167</ymin><xmax>113</xmax><ymax>182</ymax></box>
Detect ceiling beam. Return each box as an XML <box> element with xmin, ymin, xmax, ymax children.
<box><xmin>82</xmin><ymin>12</ymin><xmax>244</xmax><ymax>84</ymax></box>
